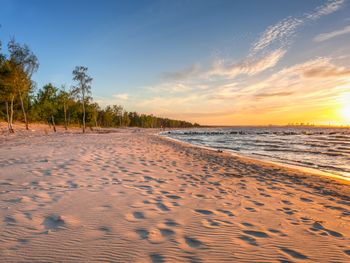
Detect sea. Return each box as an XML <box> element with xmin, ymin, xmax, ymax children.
<box><xmin>162</xmin><ymin>127</ymin><xmax>350</xmax><ymax>180</ymax></box>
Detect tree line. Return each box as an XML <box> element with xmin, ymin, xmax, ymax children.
<box><xmin>0</xmin><ymin>39</ymin><xmax>198</xmax><ymax>133</ymax></box>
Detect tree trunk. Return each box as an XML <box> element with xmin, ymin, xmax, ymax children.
<box><xmin>51</xmin><ymin>115</ymin><xmax>56</xmax><ymax>132</ymax></box>
<box><xmin>5</xmin><ymin>101</ymin><xmax>14</xmax><ymax>133</ymax></box>
<box><xmin>63</xmin><ymin>103</ymin><xmax>68</xmax><ymax>130</ymax></box>
<box><xmin>9</xmin><ymin>96</ymin><xmax>15</xmax><ymax>133</ymax></box>
<box><xmin>18</xmin><ymin>90</ymin><xmax>29</xmax><ymax>130</ymax></box>
<box><xmin>82</xmin><ymin>95</ymin><xmax>86</xmax><ymax>133</ymax></box>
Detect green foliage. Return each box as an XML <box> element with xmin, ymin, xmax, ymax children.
<box><xmin>33</xmin><ymin>83</ymin><xmax>58</xmax><ymax>121</ymax></box>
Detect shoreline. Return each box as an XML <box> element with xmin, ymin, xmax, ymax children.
<box><xmin>158</xmin><ymin>133</ymin><xmax>350</xmax><ymax>185</ymax></box>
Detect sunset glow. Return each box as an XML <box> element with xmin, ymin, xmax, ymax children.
<box><xmin>339</xmin><ymin>93</ymin><xmax>350</xmax><ymax>123</ymax></box>
<box><xmin>1</xmin><ymin>0</ymin><xmax>350</xmax><ymax>126</ymax></box>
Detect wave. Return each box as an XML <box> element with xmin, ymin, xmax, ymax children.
<box><xmin>164</xmin><ymin>127</ymin><xmax>350</xmax><ymax>179</ymax></box>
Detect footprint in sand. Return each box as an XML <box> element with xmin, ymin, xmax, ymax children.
<box><xmin>309</xmin><ymin>222</ymin><xmax>343</xmax><ymax>237</ymax></box>
<box><xmin>159</xmin><ymin>228</ymin><xmax>175</xmax><ymax>237</ymax></box>
<box><xmin>184</xmin><ymin>236</ymin><xmax>204</xmax><ymax>249</ymax></box>
<box><xmin>300</xmin><ymin>197</ymin><xmax>313</xmax><ymax>203</ymax></box>
<box><xmin>99</xmin><ymin>226</ymin><xmax>112</xmax><ymax>234</ymax></box>
<box><xmin>260</xmin><ymin>192</ymin><xmax>272</xmax><ymax>197</ymax></box>
<box><xmin>156</xmin><ymin>202</ymin><xmax>170</xmax><ymax>212</ymax></box>
<box><xmin>133</xmin><ymin>211</ymin><xmax>145</xmax><ymax>219</ymax></box>
<box><xmin>239</xmin><ymin>235</ymin><xmax>258</xmax><ymax>246</ymax></box>
<box><xmin>17</xmin><ymin>238</ymin><xmax>29</xmax><ymax>244</ymax></box>
<box><xmin>149</xmin><ymin>253</ymin><xmax>165</xmax><ymax>263</ymax></box>
<box><xmin>278</xmin><ymin>207</ymin><xmax>297</xmax><ymax>215</ymax></box>
<box><xmin>268</xmin><ymin>228</ymin><xmax>288</xmax><ymax>237</ymax></box>
<box><xmin>244</xmin><ymin>207</ymin><xmax>256</xmax><ymax>212</ymax></box>
<box><xmin>135</xmin><ymin>228</ymin><xmax>149</xmax><ymax>239</ymax></box>
<box><xmin>216</xmin><ymin>209</ymin><xmax>234</xmax><ymax>217</ymax></box>
<box><xmin>194</xmin><ymin>209</ymin><xmax>214</xmax><ymax>215</ymax></box>
<box><xmin>251</xmin><ymin>200</ymin><xmax>265</xmax><ymax>207</ymax></box>
<box><xmin>43</xmin><ymin>215</ymin><xmax>65</xmax><ymax>231</ymax></box>
<box><xmin>164</xmin><ymin>219</ymin><xmax>180</xmax><ymax>227</ymax></box>
<box><xmin>165</xmin><ymin>195</ymin><xmax>181</xmax><ymax>200</ymax></box>
<box><xmin>4</xmin><ymin>216</ymin><xmax>16</xmax><ymax>225</ymax></box>
<box><xmin>125</xmin><ymin>211</ymin><xmax>146</xmax><ymax>221</ymax></box>
<box><xmin>279</xmin><ymin>247</ymin><xmax>308</xmax><ymax>260</ymax></box>
<box><xmin>242</xmin><ymin>230</ymin><xmax>269</xmax><ymax>238</ymax></box>
<box><xmin>282</xmin><ymin>200</ymin><xmax>293</xmax><ymax>205</ymax></box>
<box><xmin>202</xmin><ymin>218</ymin><xmax>226</xmax><ymax>228</ymax></box>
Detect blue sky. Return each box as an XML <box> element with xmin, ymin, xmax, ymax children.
<box><xmin>1</xmin><ymin>0</ymin><xmax>350</xmax><ymax>125</ymax></box>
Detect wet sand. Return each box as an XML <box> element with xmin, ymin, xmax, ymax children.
<box><xmin>0</xmin><ymin>128</ymin><xmax>350</xmax><ymax>262</ymax></box>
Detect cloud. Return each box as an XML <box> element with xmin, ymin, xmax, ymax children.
<box><xmin>255</xmin><ymin>91</ymin><xmax>294</xmax><ymax>99</ymax></box>
<box><xmin>112</xmin><ymin>93</ymin><xmax>129</xmax><ymax>100</ymax></box>
<box><xmin>302</xmin><ymin>62</ymin><xmax>350</xmax><ymax>78</ymax></box>
<box><xmin>244</xmin><ymin>58</ymin><xmax>350</xmax><ymax>102</ymax></box>
<box><xmin>251</xmin><ymin>0</ymin><xmax>344</xmax><ymax>54</ymax></box>
<box><xmin>162</xmin><ymin>49</ymin><xmax>286</xmax><ymax>81</ymax></box>
<box><xmin>251</xmin><ymin>18</ymin><xmax>302</xmax><ymax>54</ymax></box>
<box><xmin>146</xmin><ymin>82</ymin><xmax>209</xmax><ymax>94</ymax></box>
<box><xmin>203</xmin><ymin>57</ymin><xmax>350</xmax><ymax>108</ymax></box>
<box><xmin>279</xmin><ymin>57</ymin><xmax>350</xmax><ymax>79</ymax></box>
<box><xmin>161</xmin><ymin>64</ymin><xmax>200</xmax><ymax>80</ymax></box>
<box><xmin>208</xmin><ymin>49</ymin><xmax>286</xmax><ymax>78</ymax></box>
<box><xmin>306</xmin><ymin>0</ymin><xmax>344</xmax><ymax>20</ymax></box>
<box><xmin>314</xmin><ymin>25</ymin><xmax>350</xmax><ymax>42</ymax></box>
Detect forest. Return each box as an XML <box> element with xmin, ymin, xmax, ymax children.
<box><xmin>0</xmin><ymin>38</ymin><xmax>198</xmax><ymax>133</ymax></box>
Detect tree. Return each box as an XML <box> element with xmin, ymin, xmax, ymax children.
<box><xmin>35</xmin><ymin>84</ymin><xmax>58</xmax><ymax>132</ymax></box>
<box><xmin>122</xmin><ymin>111</ymin><xmax>130</xmax><ymax>127</ymax></box>
<box><xmin>0</xmin><ymin>60</ymin><xmax>16</xmax><ymax>133</ymax></box>
<box><xmin>57</xmin><ymin>85</ymin><xmax>73</xmax><ymax>130</ymax></box>
<box><xmin>112</xmin><ymin>105</ymin><xmax>123</xmax><ymax>126</ymax></box>
<box><xmin>8</xmin><ymin>39</ymin><xmax>39</xmax><ymax>130</ymax></box>
<box><xmin>72</xmin><ymin>66</ymin><xmax>92</xmax><ymax>133</ymax></box>
<box><xmin>90</xmin><ymin>102</ymin><xmax>100</xmax><ymax>127</ymax></box>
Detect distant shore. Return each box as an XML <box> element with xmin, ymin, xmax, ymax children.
<box><xmin>0</xmin><ymin>127</ymin><xmax>350</xmax><ymax>261</ymax></box>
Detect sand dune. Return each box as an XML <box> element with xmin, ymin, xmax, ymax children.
<box><xmin>0</xmin><ymin>129</ymin><xmax>350</xmax><ymax>262</ymax></box>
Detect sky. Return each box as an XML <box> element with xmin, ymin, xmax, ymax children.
<box><xmin>1</xmin><ymin>0</ymin><xmax>350</xmax><ymax>126</ymax></box>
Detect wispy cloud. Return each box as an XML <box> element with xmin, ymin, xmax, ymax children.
<box><xmin>112</xmin><ymin>93</ymin><xmax>129</xmax><ymax>100</ymax></box>
<box><xmin>251</xmin><ymin>18</ymin><xmax>302</xmax><ymax>54</ymax></box>
<box><xmin>240</xmin><ymin>57</ymin><xmax>350</xmax><ymax>103</ymax></box>
<box><xmin>314</xmin><ymin>24</ymin><xmax>350</xmax><ymax>42</ymax></box>
<box><xmin>302</xmin><ymin>59</ymin><xmax>350</xmax><ymax>77</ymax></box>
<box><xmin>255</xmin><ymin>91</ymin><xmax>295</xmax><ymax>99</ymax></box>
<box><xmin>251</xmin><ymin>0</ymin><xmax>344</xmax><ymax>54</ymax></box>
<box><xmin>306</xmin><ymin>0</ymin><xmax>344</xmax><ymax>20</ymax></box>
<box><xmin>161</xmin><ymin>64</ymin><xmax>200</xmax><ymax>81</ymax></box>
<box><xmin>208</xmin><ymin>49</ymin><xmax>286</xmax><ymax>78</ymax></box>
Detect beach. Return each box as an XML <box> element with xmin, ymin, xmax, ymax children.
<box><xmin>0</xmin><ymin>128</ymin><xmax>350</xmax><ymax>262</ymax></box>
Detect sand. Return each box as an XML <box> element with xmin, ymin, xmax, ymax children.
<box><xmin>0</xmin><ymin>127</ymin><xmax>350</xmax><ymax>262</ymax></box>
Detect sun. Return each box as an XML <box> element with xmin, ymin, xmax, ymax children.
<box><xmin>341</xmin><ymin>104</ymin><xmax>350</xmax><ymax>122</ymax></box>
<box><xmin>338</xmin><ymin>92</ymin><xmax>350</xmax><ymax>123</ymax></box>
